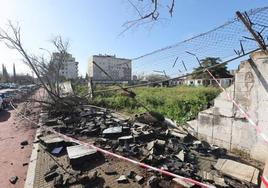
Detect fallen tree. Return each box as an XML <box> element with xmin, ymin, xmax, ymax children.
<box><xmin>0</xmin><ymin>21</ymin><xmax>87</xmax><ymax>113</ymax></box>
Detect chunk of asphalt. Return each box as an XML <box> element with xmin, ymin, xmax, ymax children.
<box><xmin>9</xmin><ymin>176</ymin><xmax>18</xmax><ymax>184</ymax></box>
<box><xmin>20</xmin><ymin>140</ymin><xmax>28</xmax><ymax>146</ymax></box>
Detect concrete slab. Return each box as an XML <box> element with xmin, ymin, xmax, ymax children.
<box><xmin>40</xmin><ymin>134</ymin><xmax>64</xmax><ymax>145</ymax></box>
<box><xmin>103</xmin><ymin>127</ymin><xmax>122</xmax><ymax>135</ymax></box>
<box><xmin>67</xmin><ymin>145</ymin><xmax>97</xmax><ymax>160</ymax></box>
<box><xmin>214</xmin><ymin>159</ymin><xmax>259</xmax><ymax>185</ymax></box>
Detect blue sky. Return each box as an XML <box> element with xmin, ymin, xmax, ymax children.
<box><xmin>0</xmin><ymin>0</ymin><xmax>267</xmax><ymax>76</ymax></box>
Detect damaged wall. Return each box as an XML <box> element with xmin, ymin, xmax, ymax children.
<box><xmin>187</xmin><ymin>50</ymin><xmax>268</xmax><ymax>162</ymax></box>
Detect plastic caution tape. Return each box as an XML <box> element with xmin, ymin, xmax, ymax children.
<box><xmin>10</xmin><ymin>102</ymin><xmax>215</xmax><ymax>188</ymax></box>
<box><xmin>206</xmin><ymin>69</ymin><xmax>268</xmax><ymax>144</ymax></box>
<box><xmin>262</xmin><ymin>176</ymin><xmax>268</xmax><ymax>188</ymax></box>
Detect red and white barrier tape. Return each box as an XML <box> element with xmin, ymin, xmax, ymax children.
<box><xmin>262</xmin><ymin>176</ymin><xmax>268</xmax><ymax>188</ymax></box>
<box><xmin>10</xmin><ymin>102</ymin><xmax>215</xmax><ymax>188</ymax></box>
<box><xmin>205</xmin><ymin>69</ymin><xmax>268</xmax><ymax>143</ymax></box>
<box><xmin>206</xmin><ymin>69</ymin><xmax>268</xmax><ymax>187</ymax></box>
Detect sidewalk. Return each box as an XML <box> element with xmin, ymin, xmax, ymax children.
<box><xmin>0</xmin><ymin>90</ymin><xmax>41</xmax><ymax>188</ymax></box>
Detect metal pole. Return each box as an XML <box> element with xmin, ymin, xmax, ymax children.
<box><xmin>236</xmin><ymin>11</ymin><xmax>266</xmax><ymax>50</ymax></box>
<box><xmin>88</xmin><ymin>76</ymin><xmax>93</xmax><ymax>99</ymax></box>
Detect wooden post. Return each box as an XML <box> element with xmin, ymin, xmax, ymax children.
<box><xmin>236</xmin><ymin>11</ymin><xmax>267</xmax><ymax>50</ymax></box>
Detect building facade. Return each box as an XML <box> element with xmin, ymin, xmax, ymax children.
<box><xmin>184</xmin><ymin>78</ymin><xmax>233</xmax><ymax>88</ymax></box>
<box><xmin>88</xmin><ymin>55</ymin><xmax>131</xmax><ymax>84</ymax></box>
<box><xmin>51</xmin><ymin>52</ymin><xmax>79</xmax><ymax>79</ymax></box>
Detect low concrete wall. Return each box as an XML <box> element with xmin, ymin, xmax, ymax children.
<box><xmin>188</xmin><ymin>51</ymin><xmax>268</xmax><ymax>162</ymax></box>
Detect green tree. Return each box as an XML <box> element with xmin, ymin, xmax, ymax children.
<box><xmin>85</xmin><ymin>73</ymin><xmax>89</xmax><ymax>81</ymax></box>
<box><xmin>192</xmin><ymin>57</ymin><xmax>232</xmax><ymax>79</ymax></box>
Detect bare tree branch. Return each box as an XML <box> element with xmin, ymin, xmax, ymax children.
<box><xmin>122</xmin><ymin>0</ymin><xmax>175</xmax><ymax>34</ymax></box>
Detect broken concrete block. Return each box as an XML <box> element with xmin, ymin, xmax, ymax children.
<box><xmin>40</xmin><ymin>135</ymin><xmax>64</xmax><ymax>149</ymax></box>
<box><xmin>104</xmin><ymin>167</ymin><xmax>117</xmax><ymax>175</ymax></box>
<box><xmin>175</xmin><ymin>150</ymin><xmax>184</xmax><ymax>162</ymax></box>
<box><xmin>213</xmin><ymin>175</ymin><xmax>228</xmax><ymax>187</ymax></box>
<box><xmin>135</xmin><ymin>175</ymin><xmax>144</xmax><ymax>184</ymax></box>
<box><xmin>9</xmin><ymin>176</ymin><xmax>18</xmax><ymax>184</ymax></box>
<box><xmin>103</xmin><ymin>127</ymin><xmax>122</xmax><ymax>137</ymax></box>
<box><xmin>214</xmin><ymin>159</ymin><xmax>259</xmax><ymax>185</ymax></box>
<box><xmin>172</xmin><ymin>178</ymin><xmax>195</xmax><ymax>188</ymax></box>
<box><xmin>44</xmin><ymin>170</ymin><xmax>58</xmax><ymax>182</ymax></box>
<box><xmin>53</xmin><ymin>174</ymin><xmax>63</xmax><ymax>188</ymax></box>
<box><xmin>45</xmin><ymin>118</ymin><xmax>58</xmax><ymax>126</ymax></box>
<box><xmin>66</xmin><ymin>145</ymin><xmax>98</xmax><ymax>166</ymax></box>
<box><xmin>79</xmin><ymin>170</ymin><xmax>97</xmax><ymax>184</ymax></box>
<box><xmin>147</xmin><ymin>176</ymin><xmax>159</xmax><ymax>188</ymax></box>
<box><xmin>117</xmin><ymin>175</ymin><xmax>129</xmax><ymax>183</ymax></box>
<box><xmin>49</xmin><ymin>164</ymin><xmax>58</xmax><ymax>171</ymax></box>
<box><xmin>118</xmin><ymin>135</ymin><xmax>133</xmax><ymax>143</ymax></box>
<box><xmin>126</xmin><ymin>171</ymin><xmax>135</xmax><ymax>179</ymax></box>
<box><xmin>201</xmin><ymin>171</ymin><xmax>214</xmax><ymax>181</ymax></box>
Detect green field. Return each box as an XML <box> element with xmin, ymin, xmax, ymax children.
<box><xmin>88</xmin><ymin>85</ymin><xmax>220</xmax><ymax>124</ymax></box>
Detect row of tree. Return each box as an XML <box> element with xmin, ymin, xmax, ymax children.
<box><xmin>0</xmin><ymin>63</ymin><xmax>35</xmax><ymax>84</ymax></box>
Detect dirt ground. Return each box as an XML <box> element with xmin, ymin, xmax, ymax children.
<box><xmin>0</xmin><ymin>91</ymin><xmax>41</xmax><ymax>188</ymax></box>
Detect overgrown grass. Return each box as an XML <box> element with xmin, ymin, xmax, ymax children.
<box><xmin>90</xmin><ymin>85</ymin><xmax>221</xmax><ymax>124</ymax></box>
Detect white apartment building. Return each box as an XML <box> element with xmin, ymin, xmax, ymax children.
<box><xmin>88</xmin><ymin>54</ymin><xmax>131</xmax><ymax>84</ymax></box>
<box><xmin>51</xmin><ymin>52</ymin><xmax>78</xmax><ymax>79</ymax></box>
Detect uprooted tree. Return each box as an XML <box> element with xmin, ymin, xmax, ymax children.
<box><xmin>0</xmin><ymin>21</ymin><xmax>87</xmax><ymax>113</ymax></box>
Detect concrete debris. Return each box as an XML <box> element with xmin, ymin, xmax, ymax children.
<box><xmin>44</xmin><ymin>169</ymin><xmax>58</xmax><ymax>182</ymax></box>
<box><xmin>201</xmin><ymin>171</ymin><xmax>228</xmax><ymax>187</ymax></box>
<box><xmin>172</xmin><ymin>178</ymin><xmax>195</xmax><ymax>188</ymax></box>
<box><xmin>104</xmin><ymin>167</ymin><xmax>117</xmax><ymax>175</ymax></box>
<box><xmin>78</xmin><ymin>170</ymin><xmax>97</xmax><ymax>184</ymax></box>
<box><xmin>9</xmin><ymin>176</ymin><xmax>18</xmax><ymax>184</ymax></box>
<box><xmin>53</xmin><ymin>174</ymin><xmax>63</xmax><ymax>188</ymax></box>
<box><xmin>20</xmin><ymin>140</ymin><xmax>28</xmax><ymax>146</ymax></box>
<box><xmin>214</xmin><ymin>158</ymin><xmax>259</xmax><ymax>186</ymax></box>
<box><xmin>135</xmin><ymin>175</ymin><xmax>144</xmax><ymax>184</ymax></box>
<box><xmin>117</xmin><ymin>175</ymin><xmax>129</xmax><ymax>183</ymax></box>
<box><xmin>118</xmin><ymin>135</ymin><xmax>133</xmax><ymax>143</ymax></box>
<box><xmin>126</xmin><ymin>171</ymin><xmax>135</xmax><ymax>179</ymax></box>
<box><xmin>38</xmin><ymin>105</ymin><xmax>262</xmax><ymax>188</ymax></box>
<box><xmin>175</xmin><ymin>150</ymin><xmax>184</xmax><ymax>161</ymax></box>
<box><xmin>66</xmin><ymin>145</ymin><xmax>98</xmax><ymax>166</ymax></box>
<box><xmin>147</xmin><ymin>176</ymin><xmax>159</xmax><ymax>188</ymax></box>
<box><xmin>39</xmin><ymin>135</ymin><xmax>64</xmax><ymax>149</ymax></box>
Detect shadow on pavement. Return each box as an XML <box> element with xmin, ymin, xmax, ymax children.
<box><xmin>0</xmin><ymin>110</ymin><xmax>11</xmax><ymax>122</ymax></box>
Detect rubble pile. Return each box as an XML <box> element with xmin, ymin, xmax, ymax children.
<box><xmin>38</xmin><ymin>105</ymin><xmax>261</xmax><ymax>188</ymax></box>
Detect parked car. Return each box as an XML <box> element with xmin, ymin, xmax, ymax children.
<box><xmin>0</xmin><ymin>96</ymin><xmax>3</xmax><ymax>110</ymax></box>
<box><xmin>0</xmin><ymin>89</ymin><xmax>15</xmax><ymax>108</ymax></box>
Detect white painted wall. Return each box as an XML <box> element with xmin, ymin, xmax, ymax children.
<box><xmin>88</xmin><ymin>55</ymin><xmax>131</xmax><ymax>83</ymax></box>
<box><xmin>188</xmin><ymin>51</ymin><xmax>268</xmax><ymax>162</ymax></box>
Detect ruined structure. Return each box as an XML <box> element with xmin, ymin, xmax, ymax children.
<box><xmin>188</xmin><ymin>51</ymin><xmax>268</xmax><ymax>162</ymax></box>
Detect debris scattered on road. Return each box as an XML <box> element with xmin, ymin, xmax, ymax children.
<box><xmin>20</xmin><ymin>140</ymin><xmax>28</xmax><ymax>146</ymax></box>
<box><xmin>9</xmin><ymin>176</ymin><xmax>18</xmax><ymax>184</ymax></box>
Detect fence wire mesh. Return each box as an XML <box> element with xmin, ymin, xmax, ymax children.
<box><xmin>93</xmin><ymin>6</ymin><xmax>268</xmax><ymax>93</ymax></box>
<box><xmin>130</xmin><ymin>7</ymin><xmax>268</xmax><ymax>78</ymax></box>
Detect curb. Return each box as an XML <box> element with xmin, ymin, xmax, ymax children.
<box><xmin>24</xmin><ymin>129</ymin><xmax>41</xmax><ymax>188</ymax></box>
